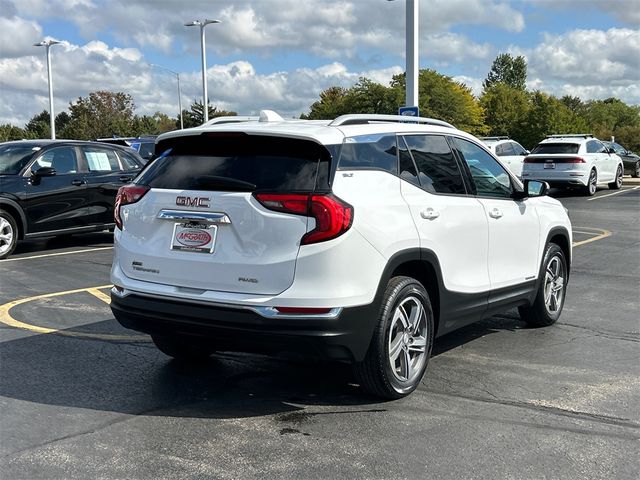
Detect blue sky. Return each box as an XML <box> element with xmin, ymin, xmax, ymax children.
<box><xmin>0</xmin><ymin>0</ymin><xmax>638</xmax><ymax>126</ymax></box>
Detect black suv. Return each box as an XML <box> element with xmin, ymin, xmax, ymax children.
<box><xmin>0</xmin><ymin>140</ymin><xmax>145</xmax><ymax>259</ymax></box>
<box><xmin>603</xmin><ymin>141</ymin><xmax>640</xmax><ymax>178</ymax></box>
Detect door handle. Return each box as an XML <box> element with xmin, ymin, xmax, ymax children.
<box><xmin>489</xmin><ymin>208</ymin><xmax>503</xmax><ymax>219</ymax></box>
<box><xmin>71</xmin><ymin>179</ymin><xmax>86</xmax><ymax>186</ymax></box>
<box><xmin>119</xmin><ymin>175</ymin><xmax>133</xmax><ymax>183</ymax></box>
<box><xmin>420</xmin><ymin>208</ymin><xmax>440</xmax><ymax>220</ymax></box>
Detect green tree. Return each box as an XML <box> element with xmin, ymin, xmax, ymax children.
<box><xmin>24</xmin><ymin>110</ymin><xmax>50</xmax><ymax>138</ymax></box>
<box><xmin>480</xmin><ymin>83</ymin><xmax>530</xmax><ymax>140</ymax></box>
<box><xmin>20</xmin><ymin>111</ymin><xmax>72</xmax><ymax>139</ymax></box>
<box><xmin>344</xmin><ymin>78</ymin><xmax>396</xmax><ymax>115</ymax></box>
<box><xmin>303</xmin><ymin>86</ymin><xmax>350</xmax><ymax>119</ymax></box>
<box><xmin>580</xmin><ymin>98</ymin><xmax>640</xmax><ymax>141</ymax></box>
<box><xmin>181</xmin><ymin>101</ymin><xmax>236</xmax><ymax>128</ymax></box>
<box><xmin>392</xmin><ymin>70</ymin><xmax>488</xmax><ymax>135</ymax></box>
<box><xmin>152</xmin><ymin>112</ymin><xmax>177</xmax><ymax>133</ymax></box>
<box><xmin>517</xmin><ymin>91</ymin><xmax>589</xmax><ymax>149</ymax></box>
<box><xmin>60</xmin><ymin>90</ymin><xmax>137</xmax><ymax>140</ymax></box>
<box><xmin>560</xmin><ymin>95</ymin><xmax>584</xmax><ymax>115</ymax></box>
<box><xmin>0</xmin><ymin>124</ymin><xmax>26</xmax><ymax>142</ymax></box>
<box><xmin>612</xmin><ymin>125</ymin><xmax>640</xmax><ymax>153</ymax></box>
<box><xmin>483</xmin><ymin>53</ymin><xmax>528</xmax><ymax>91</ymax></box>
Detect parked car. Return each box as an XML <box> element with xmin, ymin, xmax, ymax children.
<box><xmin>602</xmin><ymin>141</ymin><xmax>640</xmax><ymax>178</ymax></box>
<box><xmin>96</xmin><ymin>136</ymin><xmax>157</xmax><ymax>163</ymax></box>
<box><xmin>0</xmin><ymin>139</ymin><xmax>145</xmax><ymax>259</ymax></box>
<box><xmin>110</xmin><ymin>110</ymin><xmax>572</xmax><ymax>399</ymax></box>
<box><xmin>480</xmin><ymin>136</ymin><xmax>529</xmax><ymax>178</ymax></box>
<box><xmin>522</xmin><ymin>134</ymin><xmax>624</xmax><ymax>196</ymax></box>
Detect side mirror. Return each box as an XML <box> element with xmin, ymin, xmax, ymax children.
<box><xmin>512</xmin><ymin>180</ymin><xmax>549</xmax><ymax>200</ymax></box>
<box><xmin>32</xmin><ymin>166</ymin><xmax>57</xmax><ymax>177</ymax></box>
<box><xmin>525</xmin><ymin>179</ymin><xmax>549</xmax><ymax>197</ymax></box>
<box><xmin>606</xmin><ymin>147</ymin><xmax>616</xmax><ymax>154</ymax></box>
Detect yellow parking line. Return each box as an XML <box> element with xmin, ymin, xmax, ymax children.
<box><xmin>87</xmin><ymin>288</ymin><xmax>112</xmax><ymax>304</ymax></box>
<box><xmin>2</xmin><ymin>246</ymin><xmax>113</xmax><ymax>262</ymax></box>
<box><xmin>0</xmin><ymin>285</ymin><xmax>150</xmax><ymax>341</ymax></box>
<box><xmin>572</xmin><ymin>228</ymin><xmax>612</xmax><ymax>247</ymax></box>
<box><xmin>587</xmin><ymin>186</ymin><xmax>640</xmax><ymax>201</ymax></box>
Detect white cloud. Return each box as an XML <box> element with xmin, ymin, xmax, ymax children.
<box><xmin>528</xmin><ymin>0</ymin><xmax>640</xmax><ymax>27</ymax></box>
<box><xmin>5</xmin><ymin>0</ymin><xmax>520</xmax><ymax>62</ymax></box>
<box><xmin>0</xmin><ymin>33</ymin><xmax>404</xmax><ymax>125</ymax></box>
<box><xmin>525</xmin><ymin>28</ymin><xmax>639</xmax><ymax>85</ymax></box>
<box><xmin>515</xmin><ymin>27</ymin><xmax>640</xmax><ymax>105</ymax></box>
<box><xmin>0</xmin><ymin>16</ymin><xmax>43</xmax><ymax>58</ymax></box>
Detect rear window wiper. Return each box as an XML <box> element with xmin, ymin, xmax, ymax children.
<box><xmin>192</xmin><ymin>175</ymin><xmax>257</xmax><ymax>191</ymax></box>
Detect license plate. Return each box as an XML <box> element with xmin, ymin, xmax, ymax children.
<box><xmin>171</xmin><ymin>223</ymin><xmax>217</xmax><ymax>253</ymax></box>
<box><xmin>544</xmin><ymin>162</ymin><xmax>555</xmax><ymax>169</ymax></box>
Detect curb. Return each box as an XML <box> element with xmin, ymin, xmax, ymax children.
<box><xmin>623</xmin><ymin>176</ymin><xmax>640</xmax><ymax>185</ymax></box>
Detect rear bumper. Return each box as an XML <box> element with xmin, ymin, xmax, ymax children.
<box><xmin>110</xmin><ymin>291</ymin><xmax>378</xmax><ymax>362</ymax></box>
<box><xmin>522</xmin><ymin>174</ymin><xmax>588</xmax><ymax>187</ymax></box>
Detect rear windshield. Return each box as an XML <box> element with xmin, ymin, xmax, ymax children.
<box><xmin>137</xmin><ymin>133</ymin><xmax>331</xmax><ymax>192</ymax></box>
<box><xmin>531</xmin><ymin>143</ymin><xmax>579</xmax><ymax>154</ymax></box>
<box><xmin>0</xmin><ymin>144</ymin><xmax>39</xmax><ymax>174</ymax></box>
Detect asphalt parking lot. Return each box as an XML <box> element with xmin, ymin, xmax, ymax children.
<box><xmin>1</xmin><ymin>184</ymin><xmax>638</xmax><ymax>479</ymax></box>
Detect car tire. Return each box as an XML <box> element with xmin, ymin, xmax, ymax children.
<box><xmin>583</xmin><ymin>169</ymin><xmax>597</xmax><ymax>196</ymax></box>
<box><xmin>353</xmin><ymin>276</ymin><xmax>434</xmax><ymax>399</ymax></box>
<box><xmin>0</xmin><ymin>210</ymin><xmax>18</xmax><ymax>260</ymax></box>
<box><xmin>633</xmin><ymin>161</ymin><xmax>640</xmax><ymax>178</ymax></box>
<box><xmin>608</xmin><ymin>165</ymin><xmax>623</xmax><ymax>190</ymax></box>
<box><xmin>151</xmin><ymin>334</ymin><xmax>216</xmax><ymax>362</ymax></box>
<box><xmin>518</xmin><ymin>243</ymin><xmax>568</xmax><ymax>328</ymax></box>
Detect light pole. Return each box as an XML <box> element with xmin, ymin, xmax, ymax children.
<box><xmin>34</xmin><ymin>39</ymin><xmax>61</xmax><ymax>139</ymax></box>
<box><xmin>184</xmin><ymin>19</ymin><xmax>221</xmax><ymax>124</ymax></box>
<box><xmin>150</xmin><ymin>64</ymin><xmax>184</xmax><ymax>129</ymax></box>
<box><xmin>388</xmin><ymin>0</ymin><xmax>419</xmax><ymax>108</ymax></box>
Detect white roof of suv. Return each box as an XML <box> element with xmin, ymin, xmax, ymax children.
<box><xmin>538</xmin><ymin>134</ymin><xmax>594</xmax><ymax>145</ymax></box>
<box><xmin>159</xmin><ymin>110</ymin><xmax>467</xmax><ymax>146</ymax></box>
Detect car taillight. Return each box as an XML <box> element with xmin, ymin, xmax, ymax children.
<box><xmin>524</xmin><ymin>156</ymin><xmax>585</xmax><ymax>163</ymax></box>
<box><xmin>560</xmin><ymin>157</ymin><xmax>586</xmax><ymax>163</ymax></box>
<box><xmin>254</xmin><ymin>193</ymin><xmax>353</xmax><ymax>245</ymax></box>
<box><xmin>114</xmin><ymin>185</ymin><xmax>149</xmax><ymax>230</ymax></box>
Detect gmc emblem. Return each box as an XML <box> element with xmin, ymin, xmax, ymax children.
<box><xmin>176</xmin><ymin>196</ymin><xmax>210</xmax><ymax>208</ymax></box>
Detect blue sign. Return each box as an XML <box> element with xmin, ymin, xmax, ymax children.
<box><xmin>399</xmin><ymin>106</ymin><xmax>420</xmax><ymax>117</ymax></box>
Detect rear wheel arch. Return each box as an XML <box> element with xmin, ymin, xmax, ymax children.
<box><xmin>377</xmin><ymin>249</ymin><xmax>443</xmax><ymax>336</ymax></box>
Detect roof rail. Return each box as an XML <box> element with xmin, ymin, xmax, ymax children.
<box><xmin>546</xmin><ymin>134</ymin><xmax>593</xmax><ymax>138</ymax></box>
<box><xmin>329</xmin><ymin>114</ymin><xmax>455</xmax><ymax>129</ymax></box>
<box><xmin>480</xmin><ymin>136</ymin><xmax>509</xmax><ymax>141</ymax></box>
<box><xmin>202</xmin><ymin>115</ymin><xmax>259</xmax><ymax>126</ymax></box>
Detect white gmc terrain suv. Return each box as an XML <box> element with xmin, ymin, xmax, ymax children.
<box><xmin>110</xmin><ymin>111</ymin><xmax>572</xmax><ymax>399</ymax></box>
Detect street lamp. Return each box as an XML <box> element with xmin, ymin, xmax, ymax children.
<box><xmin>184</xmin><ymin>19</ymin><xmax>221</xmax><ymax>124</ymax></box>
<box><xmin>150</xmin><ymin>64</ymin><xmax>184</xmax><ymax>129</ymax></box>
<box><xmin>388</xmin><ymin>0</ymin><xmax>419</xmax><ymax>108</ymax></box>
<box><xmin>34</xmin><ymin>39</ymin><xmax>61</xmax><ymax>139</ymax></box>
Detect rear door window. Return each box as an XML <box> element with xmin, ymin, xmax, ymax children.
<box><xmin>338</xmin><ymin>134</ymin><xmax>398</xmax><ymax>174</ymax></box>
<box><xmin>402</xmin><ymin>135</ymin><xmax>466</xmax><ymax>195</ymax></box>
<box><xmin>140</xmin><ymin>134</ymin><xmax>331</xmax><ymax>192</ymax></box>
<box><xmin>496</xmin><ymin>143</ymin><xmax>516</xmax><ymax>156</ymax></box>
<box><xmin>82</xmin><ymin>147</ymin><xmax>122</xmax><ymax>172</ymax></box>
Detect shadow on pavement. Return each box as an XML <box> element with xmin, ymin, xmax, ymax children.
<box><xmin>12</xmin><ymin>231</ymin><xmax>114</xmax><ymax>256</ymax></box>
<box><xmin>0</xmin><ymin>313</ymin><xmax>526</xmax><ymax>418</ymax></box>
